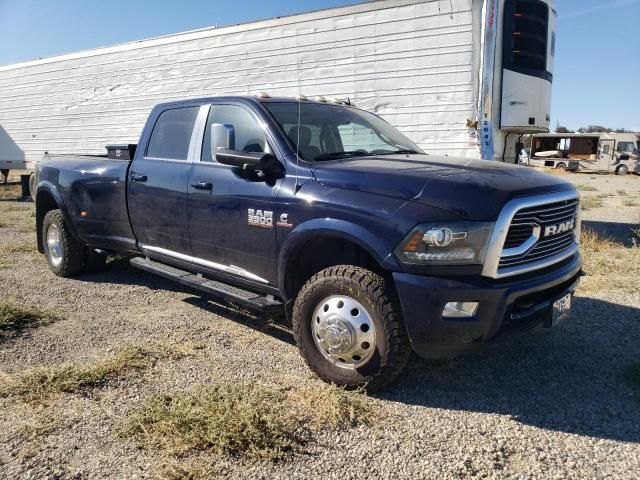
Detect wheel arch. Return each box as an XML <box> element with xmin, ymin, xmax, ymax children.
<box><xmin>35</xmin><ymin>183</ymin><xmax>79</xmax><ymax>253</ymax></box>
<box><xmin>278</xmin><ymin>219</ymin><xmax>393</xmax><ymax>302</ymax></box>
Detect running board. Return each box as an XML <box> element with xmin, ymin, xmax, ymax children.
<box><xmin>130</xmin><ymin>256</ymin><xmax>283</xmax><ymax>314</ymax></box>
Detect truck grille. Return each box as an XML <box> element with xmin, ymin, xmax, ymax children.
<box><xmin>498</xmin><ymin>198</ymin><xmax>578</xmax><ymax>271</ymax></box>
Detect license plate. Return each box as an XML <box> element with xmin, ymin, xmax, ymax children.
<box><xmin>551</xmin><ymin>293</ymin><xmax>572</xmax><ymax>326</ymax></box>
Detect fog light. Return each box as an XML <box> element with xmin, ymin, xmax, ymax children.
<box><xmin>443</xmin><ymin>302</ymin><xmax>479</xmax><ymax>318</ymax></box>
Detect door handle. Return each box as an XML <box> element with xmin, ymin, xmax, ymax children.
<box><xmin>191</xmin><ymin>181</ymin><xmax>213</xmax><ymax>190</ymax></box>
<box><xmin>131</xmin><ymin>173</ymin><xmax>148</xmax><ymax>182</ymax></box>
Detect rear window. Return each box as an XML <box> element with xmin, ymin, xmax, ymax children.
<box><xmin>146</xmin><ymin>107</ymin><xmax>199</xmax><ymax>160</ymax></box>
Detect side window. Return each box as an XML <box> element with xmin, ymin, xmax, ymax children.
<box><xmin>603</xmin><ymin>144</ymin><xmax>610</xmax><ymax>155</ymax></box>
<box><xmin>202</xmin><ymin>104</ymin><xmax>270</xmax><ymax>162</ymax></box>
<box><xmin>146</xmin><ymin>107</ymin><xmax>199</xmax><ymax>161</ymax></box>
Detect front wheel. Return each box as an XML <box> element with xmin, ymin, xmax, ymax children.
<box><xmin>292</xmin><ymin>265</ymin><xmax>411</xmax><ymax>391</ymax></box>
<box><xmin>616</xmin><ymin>165</ymin><xmax>628</xmax><ymax>175</ymax></box>
<box><xmin>556</xmin><ymin>162</ymin><xmax>567</xmax><ymax>170</ymax></box>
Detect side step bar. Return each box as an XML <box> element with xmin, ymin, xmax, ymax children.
<box><xmin>130</xmin><ymin>256</ymin><xmax>283</xmax><ymax>314</ymax></box>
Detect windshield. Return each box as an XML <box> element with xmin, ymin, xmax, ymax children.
<box><xmin>263</xmin><ymin>102</ymin><xmax>423</xmax><ymax>161</ymax></box>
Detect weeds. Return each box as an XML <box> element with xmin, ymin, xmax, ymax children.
<box><xmin>581</xmin><ymin>196</ymin><xmax>603</xmax><ymax>210</ymax></box>
<box><xmin>576</xmin><ymin>184</ymin><xmax>598</xmax><ymax>192</ymax></box>
<box><xmin>622</xmin><ymin>198</ymin><xmax>638</xmax><ymax>207</ymax></box>
<box><xmin>124</xmin><ymin>382</ymin><xmax>374</xmax><ymax>462</ymax></box>
<box><xmin>0</xmin><ymin>301</ymin><xmax>56</xmax><ymax>339</ymax></box>
<box><xmin>0</xmin><ymin>344</ymin><xmax>179</xmax><ymax>399</ymax></box>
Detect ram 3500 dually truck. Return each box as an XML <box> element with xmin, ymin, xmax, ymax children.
<box><xmin>34</xmin><ymin>96</ymin><xmax>581</xmax><ymax>390</ymax></box>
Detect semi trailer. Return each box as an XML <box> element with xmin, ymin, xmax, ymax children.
<box><xmin>0</xmin><ymin>0</ymin><xmax>557</xmax><ymax>195</ymax></box>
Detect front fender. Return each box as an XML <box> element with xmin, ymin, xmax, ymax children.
<box><xmin>276</xmin><ymin>217</ymin><xmax>402</xmax><ymax>296</ymax></box>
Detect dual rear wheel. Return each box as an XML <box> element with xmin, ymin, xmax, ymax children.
<box><xmin>42</xmin><ymin>209</ymin><xmax>106</xmax><ymax>277</ymax></box>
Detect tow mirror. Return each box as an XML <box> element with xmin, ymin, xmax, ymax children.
<box><xmin>211</xmin><ymin>124</ymin><xmax>235</xmax><ymax>157</ymax></box>
<box><xmin>216</xmin><ymin>149</ymin><xmax>283</xmax><ymax>177</ymax></box>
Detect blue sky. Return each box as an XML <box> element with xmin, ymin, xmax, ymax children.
<box><xmin>0</xmin><ymin>0</ymin><xmax>638</xmax><ymax>130</ymax></box>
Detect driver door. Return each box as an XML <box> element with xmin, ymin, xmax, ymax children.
<box><xmin>187</xmin><ymin>103</ymin><xmax>283</xmax><ymax>286</ymax></box>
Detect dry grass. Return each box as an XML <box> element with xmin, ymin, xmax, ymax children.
<box><xmin>622</xmin><ymin>198</ymin><xmax>638</xmax><ymax>207</ymax></box>
<box><xmin>0</xmin><ymin>241</ymin><xmax>38</xmax><ymax>256</ymax></box>
<box><xmin>579</xmin><ymin>228</ymin><xmax>640</xmax><ymax>294</ymax></box>
<box><xmin>0</xmin><ymin>301</ymin><xmax>57</xmax><ymax>340</ymax></box>
<box><xmin>581</xmin><ymin>196</ymin><xmax>604</xmax><ymax>210</ymax></box>
<box><xmin>0</xmin><ymin>184</ymin><xmax>23</xmax><ymax>200</ymax></box>
<box><xmin>0</xmin><ymin>344</ymin><xmax>183</xmax><ymax>400</ymax></box>
<box><xmin>617</xmin><ymin>189</ymin><xmax>628</xmax><ymax>196</ymax></box>
<box><xmin>576</xmin><ymin>184</ymin><xmax>598</xmax><ymax>192</ymax></box>
<box><xmin>123</xmin><ymin>382</ymin><xmax>374</xmax><ymax>463</ymax></box>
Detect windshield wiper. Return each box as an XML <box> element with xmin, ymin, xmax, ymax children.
<box><xmin>313</xmin><ymin>150</ymin><xmax>370</xmax><ymax>161</ymax></box>
<box><xmin>376</xmin><ymin>148</ymin><xmax>420</xmax><ymax>155</ymax></box>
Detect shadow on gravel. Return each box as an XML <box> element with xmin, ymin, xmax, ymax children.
<box><xmin>78</xmin><ymin>258</ymin><xmax>294</xmax><ymax>346</ymax></box>
<box><xmin>380</xmin><ymin>297</ymin><xmax>640</xmax><ymax>443</ymax></box>
<box><xmin>582</xmin><ymin>220</ymin><xmax>638</xmax><ymax>247</ymax></box>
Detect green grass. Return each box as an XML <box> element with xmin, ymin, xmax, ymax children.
<box><xmin>123</xmin><ymin>383</ymin><xmax>373</xmax><ymax>462</ymax></box>
<box><xmin>0</xmin><ymin>302</ymin><xmax>56</xmax><ymax>340</ymax></box>
<box><xmin>0</xmin><ymin>344</ymin><xmax>176</xmax><ymax>399</ymax></box>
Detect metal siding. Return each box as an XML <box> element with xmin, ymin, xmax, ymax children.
<box><xmin>0</xmin><ymin>0</ymin><xmax>479</xmax><ymax>167</ymax></box>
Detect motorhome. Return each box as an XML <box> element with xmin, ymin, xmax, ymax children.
<box><xmin>0</xmin><ymin>0</ymin><xmax>557</xmax><ymax>195</ymax></box>
<box><xmin>525</xmin><ymin>132</ymin><xmax>639</xmax><ymax>174</ymax></box>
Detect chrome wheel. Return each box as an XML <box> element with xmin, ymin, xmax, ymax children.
<box><xmin>46</xmin><ymin>223</ymin><xmax>63</xmax><ymax>267</ymax></box>
<box><xmin>311</xmin><ymin>295</ymin><xmax>376</xmax><ymax>369</ymax></box>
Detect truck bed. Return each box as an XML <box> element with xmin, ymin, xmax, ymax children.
<box><xmin>36</xmin><ymin>154</ymin><xmax>137</xmax><ymax>252</ymax></box>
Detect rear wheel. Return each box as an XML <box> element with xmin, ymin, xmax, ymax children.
<box><xmin>615</xmin><ymin>165</ymin><xmax>628</xmax><ymax>175</ymax></box>
<box><xmin>556</xmin><ymin>162</ymin><xmax>567</xmax><ymax>170</ymax></box>
<box><xmin>42</xmin><ymin>209</ymin><xmax>86</xmax><ymax>277</ymax></box>
<box><xmin>292</xmin><ymin>265</ymin><xmax>411</xmax><ymax>391</ymax></box>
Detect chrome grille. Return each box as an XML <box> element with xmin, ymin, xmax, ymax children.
<box><xmin>498</xmin><ymin>198</ymin><xmax>578</xmax><ymax>271</ymax></box>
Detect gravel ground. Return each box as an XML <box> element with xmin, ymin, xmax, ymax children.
<box><xmin>1</xmin><ymin>173</ymin><xmax>639</xmax><ymax>479</ymax></box>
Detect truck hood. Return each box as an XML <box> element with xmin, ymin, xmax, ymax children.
<box><xmin>311</xmin><ymin>154</ymin><xmax>576</xmax><ymax>220</ymax></box>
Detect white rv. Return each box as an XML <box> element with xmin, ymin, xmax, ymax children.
<box><xmin>526</xmin><ymin>132</ymin><xmax>640</xmax><ymax>174</ymax></box>
<box><xmin>0</xmin><ymin>0</ymin><xmax>557</xmax><ymax>190</ymax></box>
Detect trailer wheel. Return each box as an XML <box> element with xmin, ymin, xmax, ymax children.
<box><xmin>615</xmin><ymin>165</ymin><xmax>628</xmax><ymax>175</ymax></box>
<box><xmin>555</xmin><ymin>162</ymin><xmax>567</xmax><ymax>170</ymax></box>
<box><xmin>42</xmin><ymin>209</ymin><xmax>86</xmax><ymax>277</ymax></box>
<box><xmin>292</xmin><ymin>265</ymin><xmax>411</xmax><ymax>391</ymax></box>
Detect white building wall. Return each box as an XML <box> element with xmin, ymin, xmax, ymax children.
<box><xmin>0</xmin><ymin>0</ymin><xmax>480</xmax><ymax>167</ymax></box>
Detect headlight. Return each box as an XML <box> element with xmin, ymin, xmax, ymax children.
<box><xmin>395</xmin><ymin>222</ymin><xmax>494</xmax><ymax>265</ymax></box>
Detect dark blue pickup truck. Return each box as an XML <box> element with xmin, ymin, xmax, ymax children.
<box><xmin>34</xmin><ymin>96</ymin><xmax>581</xmax><ymax>390</ymax></box>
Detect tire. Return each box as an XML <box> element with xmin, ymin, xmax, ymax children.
<box><xmin>292</xmin><ymin>265</ymin><xmax>411</xmax><ymax>391</ymax></box>
<box><xmin>616</xmin><ymin>165</ymin><xmax>628</xmax><ymax>175</ymax></box>
<box><xmin>556</xmin><ymin>162</ymin><xmax>567</xmax><ymax>170</ymax></box>
<box><xmin>42</xmin><ymin>209</ymin><xmax>86</xmax><ymax>277</ymax></box>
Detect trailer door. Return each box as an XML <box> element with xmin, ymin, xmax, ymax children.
<box><xmin>597</xmin><ymin>139</ymin><xmax>615</xmax><ymax>170</ymax></box>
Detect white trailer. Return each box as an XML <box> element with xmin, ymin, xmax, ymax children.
<box><xmin>0</xmin><ymin>0</ymin><xmax>556</xmax><ymax>187</ymax></box>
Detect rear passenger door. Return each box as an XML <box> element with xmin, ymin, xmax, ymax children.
<box><xmin>128</xmin><ymin>105</ymin><xmax>200</xmax><ymax>256</ymax></box>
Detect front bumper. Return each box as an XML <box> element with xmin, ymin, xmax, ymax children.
<box><xmin>393</xmin><ymin>253</ymin><xmax>582</xmax><ymax>358</ymax></box>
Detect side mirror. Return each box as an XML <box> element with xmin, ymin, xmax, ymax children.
<box><xmin>211</xmin><ymin>124</ymin><xmax>235</xmax><ymax>157</ymax></box>
<box><xmin>216</xmin><ymin>149</ymin><xmax>283</xmax><ymax>177</ymax></box>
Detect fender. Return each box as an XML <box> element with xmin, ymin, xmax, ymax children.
<box><xmin>277</xmin><ymin>217</ymin><xmax>401</xmax><ymax>297</ymax></box>
<box><xmin>35</xmin><ymin>180</ymin><xmax>83</xmax><ymax>251</ymax></box>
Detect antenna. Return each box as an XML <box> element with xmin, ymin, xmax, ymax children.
<box><xmin>294</xmin><ymin>58</ymin><xmax>302</xmax><ymax>194</ymax></box>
